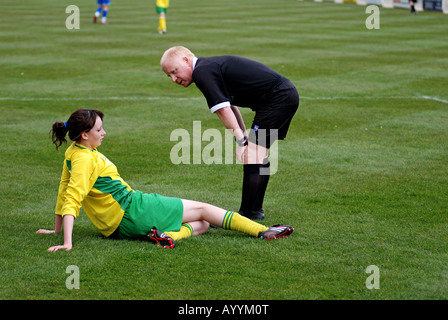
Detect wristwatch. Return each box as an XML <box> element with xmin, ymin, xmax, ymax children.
<box><xmin>235</xmin><ymin>136</ymin><xmax>248</xmax><ymax>147</ymax></box>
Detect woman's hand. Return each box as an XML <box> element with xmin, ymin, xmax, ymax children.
<box><xmin>48</xmin><ymin>243</ymin><xmax>72</xmax><ymax>252</ymax></box>
<box><xmin>37</xmin><ymin>215</ymin><xmax>74</xmax><ymax>252</ymax></box>
<box><xmin>36</xmin><ymin>229</ymin><xmax>56</xmax><ymax>234</ymax></box>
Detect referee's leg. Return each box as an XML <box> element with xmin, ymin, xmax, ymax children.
<box><xmin>239</xmin><ymin>141</ymin><xmax>270</xmax><ymax>219</ymax></box>
<box><xmin>239</xmin><ymin>84</ymin><xmax>299</xmax><ymax>220</ymax></box>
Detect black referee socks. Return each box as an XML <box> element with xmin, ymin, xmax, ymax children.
<box><xmin>239</xmin><ymin>159</ymin><xmax>270</xmax><ymax>220</ymax></box>
<box><xmin>253</xmin><ymin>160</ymin><xmax>270</xmax><ymax>212</ymax></box>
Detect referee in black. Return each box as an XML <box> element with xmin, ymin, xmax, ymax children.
<box><xmin>160</xmin><ymin>46</ymin><xmax>299</xmax><ymax>220</ymax></box>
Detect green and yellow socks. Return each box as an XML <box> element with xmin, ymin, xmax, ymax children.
<box><xmin>222</xmin><ymin>210</ymin><xmax>268</xmax><ymax>237</ymax></box>
<box><xmin>158</xmin><ymin>16</ymin><xmax>166</xmax><ymax>33</ymax></box>
<box><xmin>165</xmin><ymin>223</ymin><xmax>193</xmax><ymax>241</ymax></box>
<box><xmin>164</xmin><ymin>211</ymin><xmax>268</xmax><ymax>241</ymax></box>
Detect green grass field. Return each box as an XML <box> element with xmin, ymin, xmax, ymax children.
<box><xmin>1</xmin><ymin>0</ymin><xmax>447</xmax><ymax>301</ymax></box>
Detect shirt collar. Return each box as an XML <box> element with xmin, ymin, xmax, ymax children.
<box><xmin>192</xmin><ymin>57</ymin><xmax>198</xmax><ymax>69</ymax></box>
<box><xmin>75</xmin><ymin>143</ymin><xmax>96</xmax><ymax>152</ymax></box>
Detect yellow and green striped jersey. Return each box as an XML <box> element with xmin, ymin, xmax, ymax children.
<box><xmin>156</xmin><ymin>0</ymin><xmax>169</xmax><ymax>9</ymax></box>
<box><xmin>55</xmin><ymin>142</ymin><xmax>134</xmax><ymax>237</ymax></box>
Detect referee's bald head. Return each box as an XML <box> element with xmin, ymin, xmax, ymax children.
<box><xmin>161</xmin><ymin>46</ymin><xmax>195</xmax><ymax>67</ymax></box>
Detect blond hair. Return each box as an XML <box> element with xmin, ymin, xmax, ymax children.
<box><xmin>160</xmin><ymin>46</ymin><xmax>196</xmax><ymax>66</ymax></box>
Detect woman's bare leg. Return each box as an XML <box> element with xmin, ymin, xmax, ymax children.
<box><xmin>181</xmin><ymin>199</ymin><xmax>226</xmax><ymax>226</ymax></box>
<box><xmin>181</xmin><ymin>199</ymin><xmax>270</xmax><ymax>237</ymax></box>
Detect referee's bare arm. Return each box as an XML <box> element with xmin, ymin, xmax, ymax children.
<box><xmin>230</xmin><ymin>106</ymin><xmax>247</xmax><ymax>137</ymax></box>
<box><xmin>215</xmin><ymin>107</ymin><xmax>246</xmax><ymax>141</ymax></box>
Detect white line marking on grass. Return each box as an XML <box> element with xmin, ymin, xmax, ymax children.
<box><xmin>1</xmin><ymin>96</ymin><xmax>447</xmax><ymax>104</ymax></box>
<box><xmin>300</xmin><ymin>96</ymin><xmax>409</xmax><ymax>100</ymax></box>
<box><xmin>419</xmin><ymin>96</ymin><xmax>448</xmax><ymax>104</ymax></box>
<box><xmin>301</xmin><ymin>96</ymin><xmax>448</xmax><ymax>104</ymax></box>
<box><xmin>0</xmin><ymin>97</ymin><xmax>202</xmax><ymax>101</ymax></box>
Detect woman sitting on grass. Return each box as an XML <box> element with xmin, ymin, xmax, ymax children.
<box><xmin>36</xmin><ymin>109</ymin><xmax>293</xmax><ymax>251</ymax></box>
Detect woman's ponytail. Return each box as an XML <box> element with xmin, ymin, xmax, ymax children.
<box><xmin>51</xmin><ymin>121</ymin><xmax>69</xmax><ymax>150</ymax></box>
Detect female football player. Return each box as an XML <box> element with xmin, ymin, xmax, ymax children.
<box><xmin>36</xmin><ymin>109</ymin><xmax>293</xmax><ymax>251</ymax></box>
<box><xmin>155</xmin><ymin>0</ymin><xmax>170</xmax><ymax>34</ymax></box>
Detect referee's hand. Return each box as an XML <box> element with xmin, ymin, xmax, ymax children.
<box><xmin>235</xmin><ymin>145</ymin><xmax>247</xmax><ymax>163</ymax></box>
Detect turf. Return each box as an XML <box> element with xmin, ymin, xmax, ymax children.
<box><xmin>0</xmin><ymin>0</ymin><xmax>447</xmax><ymax>300</ymax></box>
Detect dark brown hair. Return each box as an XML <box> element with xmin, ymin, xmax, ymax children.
<box><xmin>51</xmin><ymin>109</ymin><xmax>104</xmax><ymax>150</ymax></box>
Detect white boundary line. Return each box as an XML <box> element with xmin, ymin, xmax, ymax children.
<box><xmin>0</xmin><ymin>95</ymin><xmax>447</xmax><ymax>104</ymax></box>
<box><xmin>420</xmin><ymin>96</ymin><xmax>448</xmax><ymax>104</ymax></box>
<box><xmin>0</xmin><ymin>97</ymin><xmax>202</xmax><ymax>101</ymax></box>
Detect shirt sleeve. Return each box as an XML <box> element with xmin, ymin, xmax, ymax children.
<box><xmin>193</xmin><ymin>62</ymin><xmax>231</xmax><ymax>113</ymax></box>
<box><xmin>59</xmin><ymin>152</ymin><xmax>98</xmax><ymax>219</ymax></box>
<box><xmin>55</xmin><ymin>161</ymin><xmax>70</xmax><ymax>216</ymax></box>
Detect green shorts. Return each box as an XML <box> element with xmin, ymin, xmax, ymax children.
<box><xmin>114</xmin><ymin>190</ymin><xmax>183</xmax><ymax>240</ymax></box>
<box><xmin>156</xmin><ymin>6</ymin><xmax>168</xmax><ymax>14</ymax></box>
<box><xmin>155</xmin><ymin>0</ymin><xmax>169</xmax><ymax>13</ymax></box>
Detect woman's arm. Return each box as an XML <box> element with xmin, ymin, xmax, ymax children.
<box><xmin>36</xmin><ymin>214</ymin><xmax>74</xmax><ymax>252</ymax></box>
<box><xmin>55</xmin><ymin>214</ymin><xmax>63</xmax><ymax>233</ymax></box>
<box><xmin>47</xmin><ymin>215</ymin><xmax>74</xmax><ymax>252</ymax></box>
<box><xmin>37</xmin><ymin>151</ymin><xmax>96</xmax><ymax>251</ymax></box>
<box><xmin>36</xmin><ymin>214</ymin><xmax>63</xmax><ymax>234</ymax></box>
<box><xmin>37</xmin><ymin>160</ymin><xmax>69</xmax><ymax>234</ymax></box>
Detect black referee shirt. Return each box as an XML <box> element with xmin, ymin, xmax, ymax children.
<box><xmin>192</xmin><ymin>55</ymin><xmax>288</xmax><ymax>113</ymax></box>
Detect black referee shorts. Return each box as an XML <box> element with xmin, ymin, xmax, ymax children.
<box><xmin>248</xmin><ymin>79</ymin><xmax>299</xmax><ymax>149</ymax></box>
